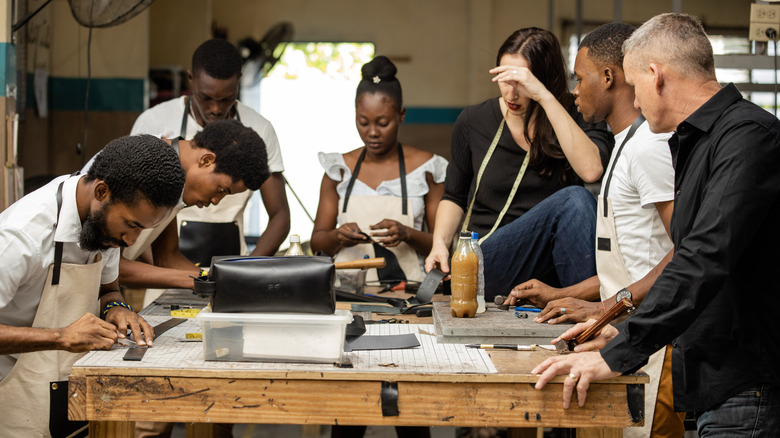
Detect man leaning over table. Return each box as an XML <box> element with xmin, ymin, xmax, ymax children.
<box><xmin>0</xmin><ymin>135</ymin><xmax>185</xmax><ymax>437</ymax></box>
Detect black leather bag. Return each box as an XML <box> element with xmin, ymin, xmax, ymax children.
<box><xmin>179</xmin><ymin>221</ymin><xmax>241</xmax><ymax>267</ymax></box>
<box><xmin>193</xmin><ymin>256</ymin><xmax>335</xmax><ymax>314</ymax></box>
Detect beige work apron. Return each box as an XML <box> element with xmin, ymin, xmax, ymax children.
<box><xmin>335</xmin><ymin>195</ymin><xmax>422</xmax><ymax>283</ymax></box>
<box><xmin>595</xmin><ymin>116</ymin><xmax>664</xmax><ymax>438</ymax></box>
<box><xmin>333</xmin><ymin>144</ymin><xmax>423</xmax><ymax>284</ymax></box>
<box><xmin>0</xmin><ymin>254</ymin><xmax>103</xmax><ymax>437</ymax></box>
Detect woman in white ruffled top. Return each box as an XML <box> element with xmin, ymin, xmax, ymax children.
<box><xmin>311</xmin><ymin>55</ymin><xmax>447</xmax><ymax>287</ymax></box>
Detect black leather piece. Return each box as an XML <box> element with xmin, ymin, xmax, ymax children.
<box><xmin>50</xmin><ymin>380</ymin><xmax>88</xmax><ymax>438</ymax></box>
<box><xmin>358</xmin><ymin>232</ymin><xmax>407</xmax><ymax>286</ymax></box>
<box><xmin>345</xmin><ymin>314</ymin><xmax>366</xmax><ymax>341</ymax></box>
<box><xmin>208</xmin><ymin>256</ymin><xmax>335</xmax><ymax>314</ymax></box>
<box><xmin>597</xmin><ymin>237</ymin><xmax>612</xmax><ymax>251</ymax></box>
<box><xmin>179</xmin><ymin>221</ymin><xmax>241</xmax><ymax>267</ymax></box>
<box><xmin>627</xmin><ymin>383</ymin><xmax>646</xmax><ymax>423</ymax></box>
<box><xmin>381</xmin><ymin>381</ymin><xmax>400</xmax><ymax>416</ymax></box>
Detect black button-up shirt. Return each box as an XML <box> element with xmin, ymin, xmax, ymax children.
<box><xmin>600</xmin><ymin>84</ymin><xmax>780</xmax><ymax>412</ymax></box>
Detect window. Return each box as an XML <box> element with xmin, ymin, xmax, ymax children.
<box><xmin>240</xmin><ymin>42</ymin><xmax>375</xmax><ymax>252</ymax></box>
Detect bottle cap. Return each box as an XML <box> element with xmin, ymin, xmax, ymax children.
<box><xmin>459</xmin><ymin>231</ymin><xmax>471</xmax><ymax>238</ymax></box>
<box><xmin>290</xmin><ymin>234</ymin><xmax>301</xmax><ymax>243</ymax></box>
<box><xmin>471</xmin><ymin>231</ymin><xmax>479</xmax><ymax>240</ymax></box>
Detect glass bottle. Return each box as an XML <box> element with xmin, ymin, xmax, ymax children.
<box><xmin>284</xmin><ymin>234</ymin><xmax>305</xmax><ymax>256</ymax></box>
<box><xmin>450</xmin><ymin>231</ymin><xmax>478</xmax><ymax>318</ymax></box>
<box><xmin>471</xmin><ymin>232</ymin><xmax>486</xmax><ymax>314</ymax></box>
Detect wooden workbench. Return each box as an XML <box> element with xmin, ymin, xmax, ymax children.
<box><xmin>68</xmin><ymin>290</ymin><xmax>647</xmax><ymax>438</ymax></box>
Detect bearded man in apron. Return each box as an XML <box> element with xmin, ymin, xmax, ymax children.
<box><xmin>503</xmin><ymin>23</ymin><xmax>683</xmax><ymax>437</ymax></box>
<box><xmin>0</xmin><ymin>135</ymin><xmax>185</xmax><ymax>437</ymax></box>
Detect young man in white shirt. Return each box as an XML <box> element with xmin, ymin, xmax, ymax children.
<box><xmin>131</xmin><ymin>38</ymin><xmax>290</xmax><ymax>258</ymax></box>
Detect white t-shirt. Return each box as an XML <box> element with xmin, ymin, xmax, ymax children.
<box><xmin>130</xmin><ymin>96</ymin><xmax>285</xmax><ymax>254</ymax></box>
<box><xmin>0</xmin><ymin>175</ymin><xmax>120</xmax><ymax>379</ymax></box>
<box><xmin>601</xmin><ymin>121</ymin><xmax>674</xmax><ymax>281</ymax></box>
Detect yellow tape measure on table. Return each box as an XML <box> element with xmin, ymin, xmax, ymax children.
<box><xmin>170</xmin><ymin>308</ymin><xmax>202</xmax><ymax>318</ymax></box>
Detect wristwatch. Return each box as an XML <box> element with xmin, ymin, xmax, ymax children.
<box><xmin>615</xmin><ymin>288</ymin><xmax>636</xmax><ymax>314</ymax></box>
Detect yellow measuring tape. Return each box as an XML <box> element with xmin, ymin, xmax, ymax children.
<box><xmin>170</xmin><ymin>308</ymin><xmax>202</xmax><ymax>318</ymax></box>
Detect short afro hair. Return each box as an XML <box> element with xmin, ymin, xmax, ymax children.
<box><xmin>191</xmin><ymin>119</ymin><xmax>270</xmax><ymax>191</ymax></box>
<box><xmin>192</xmin><ymin>39</ymin><xmax>243</xmax><ymax>80</ymax></box>
<box><xmin>580</xmin><ymin>22</ymin><xmax>636</xmax><ymax>69</ymax></box>
<box><xmin>356</xmin><ymin>55</ymin><xmax>403</xmax><ymax>112</ymax></box>
<box><xmin>85</xmin><ymin>135</ymin><xmax>184</xmax><ymax>208</ymax></box>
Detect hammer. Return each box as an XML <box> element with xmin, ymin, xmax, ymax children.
<box><xmin>554</xmin><ymin>298</ymin><xmax>634</xmax><ymax>353</ymax></box>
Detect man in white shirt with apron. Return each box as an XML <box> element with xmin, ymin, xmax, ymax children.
<box><xmin>0</xmin><ymin>135</ymin><xmax>185</xmax><ymax>437</ymax></box>
<box><xmin>131</xmin><ymin>38</ymin><xmax>289</xmax><ymax>260</ymax></box>
<box><xmin>503</xmin><ymin>23</ymin><xmax>681</xmax><ymax>437</ymax></box>
<box><xmin>83</xmin><ymin>120</ymin><xmax>270</xmax><ymax>291</ymax></box>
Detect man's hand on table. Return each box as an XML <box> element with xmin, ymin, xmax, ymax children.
<box><xmin>503</xmin><ymin>279</ymin><xmax>563</xmax><ymax>308</ymax></box>
<box><xmin>532</xmin><ymin>351</ymin><xmax>620</xmax><ymax>408</ymax></box>
<box><xmin>536</xmin><ymin>297</ymin><xmax>602</xmax><ymax>324</ymax></box>
<box><xmin>531</xmin><ymin>318</ymin><xmax>621</xmax><ymax>408</ymax></box>
<box><xmin>57</xmin><ymin>313</ymin><xmax>119</xmax><ymax>352</ymax></box>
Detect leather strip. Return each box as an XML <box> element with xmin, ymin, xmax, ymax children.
<box><xmin>603</xmin><ymin>115</ymin><xmax>645</xmax><ymax>216</ymax></box>
<box><xmin>343</xmin><ymin>143</ymin><xmax>408</xmax><ymax>215</ymax></box>
<box><xmin>381</xmin><ymin>381</ymin><xmax>400</xmax><ymax>416</ymax></box>
<box><xmin>627</xmin><ymin>383</ymin><xmax>646</xmax><ymax>423</ymax></box>
<box><xmin>51</xmin><ymin>182</ymin><xmax>65</xmax><ymax>285</ymax></box>
<box><xmin>122</xmin><ymin>318</ymin><xmax>187</xmax><ymax>361</ymax></box>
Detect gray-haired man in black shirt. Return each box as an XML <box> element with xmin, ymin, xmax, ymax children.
<box><xmin>533</xmin><ymin>12</ymin><xmax>780</xmax><ymax>435</ymax></box>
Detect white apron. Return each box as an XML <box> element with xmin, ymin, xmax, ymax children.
<box><xmin>333</xmin><ymin>145</ymin><xmax>423</xmax><ymax>283</ymax></box>
<box><xmin>0</xmin><ymin>181</ymin><xmax>104</xmax><ymax>437</ymax></box>
<box><xmin>595</xmin><ymin>116</ymin><xmax>664</xmax><ymax>438</ymax></box>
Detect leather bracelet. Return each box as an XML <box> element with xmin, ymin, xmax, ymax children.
<box><xmin>103</xmin><ymin>301</ymin><xmax>134</xmax><ymax>316</ymax></box>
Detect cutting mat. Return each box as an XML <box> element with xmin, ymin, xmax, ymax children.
<box><xmin>433</xmin><ymin>301</ymin><xmax>573</xmax><ymax>345</ymax></box>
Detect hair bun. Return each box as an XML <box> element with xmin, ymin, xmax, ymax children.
<box><xmin>361</xmin><ymin>55</ymin><xmax>397</xmax><ymax>82</ymax></box>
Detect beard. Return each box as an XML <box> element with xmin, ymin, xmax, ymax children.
<box><xmin>79</xmin><ymin>204</ymin><xmax>127</xmax><ymax>251</ymax></box>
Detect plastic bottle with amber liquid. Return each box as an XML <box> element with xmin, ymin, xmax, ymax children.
<box><xmin>450</xmin><ymin>231</ymin><xmax>479</xmax><ymax>318</ymax></box>
<box><xmin>284</xmin><ymin>234</ymin><xmax>306</xmax><ymax>256</ymax></box>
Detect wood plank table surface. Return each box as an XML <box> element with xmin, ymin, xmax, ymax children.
<box><xmin>69</xmin><ymin>289</ymin><xmax>648</xmax><ymax>438</ymax></box>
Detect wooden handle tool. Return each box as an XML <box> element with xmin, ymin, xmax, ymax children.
<box><xmin>555</xmin><ymin>298</ymin><xmax>634</xmax><ymax>353</ymax></box>
<box><xmin>333</xmin><ymin>257</ymin><xmax>386</xmax><ymax>270</ymax></box>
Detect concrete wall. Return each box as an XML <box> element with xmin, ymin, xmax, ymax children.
<box><xmin>17</xmin><ymin>0</ymin><xmax>149</xmax><ymax>180</ymax></box>
<box><xmin>14</xmin><ymin>0</ymin><xmax>754</xmax><ymax>179</ymax></box>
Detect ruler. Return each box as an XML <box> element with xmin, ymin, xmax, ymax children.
<box><xmin>123</xmin><ymin>318</ymin><xmax>187</xmax><ymax>361</ymax></box>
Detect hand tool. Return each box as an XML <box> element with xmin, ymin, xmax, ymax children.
<box><xmin>466</xmin><ymin>343</ymin><xmax>556</xmax><ymax>351</ymax></box>
<box><xmin>554</xmin><ymin>298</ymin><xmax>634</xmax><ymax>353</ymax></box>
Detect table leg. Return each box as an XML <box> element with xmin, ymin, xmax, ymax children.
<box><xmin>576</xmin><ymin>427</ymin><xmax>622</xmax><ymax>438</ymax></box>
<box><xmin>89</xmin><ymin>421</ymin><xmax>134</xmax><ymax>438</ymax></box>
<box><xmin>185</xmin><ymin>422</ymin><xmax>214</xmax><ymax>438</ymax></box>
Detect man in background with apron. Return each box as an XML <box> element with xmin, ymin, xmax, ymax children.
<box><xmin>0</xmin><ymin>135</ymin><xmax>185</xmax><ymax>437</ymax></box>
<box><xmin>131</xmin><ymin>38</ymin><xmax>290</xmax><ymax>259</ymax></box>
<box><xmin>503</xmin><ymin>23</ymin><xmax>680</xmax><ymax>437</ymax></box>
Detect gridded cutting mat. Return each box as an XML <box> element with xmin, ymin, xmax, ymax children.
<box><xmin>73</xmin><ymin>316</ymin><xmax>497</xmax><ymax>374</ymax></box>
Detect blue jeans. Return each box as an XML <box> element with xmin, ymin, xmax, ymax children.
<box><xmin>481</xmin><ymin>186</ymin><xmax>596</xmax><ymax>301</ymax></box>
<box><xmin>697</xmin><ymin>385</ymin><xmax>780</xmax><ymax>437</ymax></box>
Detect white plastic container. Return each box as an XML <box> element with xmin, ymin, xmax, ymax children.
<box><xmin>196</xmin><ymin>309</ymin><xmax>353</xmax><ymax>363</ymax></box>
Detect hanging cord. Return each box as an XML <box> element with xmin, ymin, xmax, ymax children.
<box><xmin>283</xmin><ymin>175</ymin><xmax>314</xmax><ymax>224</ymax></box>
<box><xmin>79</xmin><ymin>26</ymin><xmax>92</xmax><ymax>166</ymax></box>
